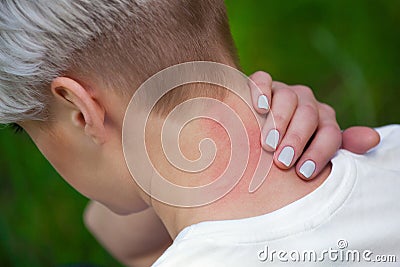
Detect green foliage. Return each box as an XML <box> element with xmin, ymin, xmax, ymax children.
<box><xmin>227</xmin><ymin>0</ymin><xmax>400</xmax><ymax>127</ymax></box>
<box><xmin>0</xmin><ymin>1</ymin><xmax>399</xmax><ymax>266</ymax></box>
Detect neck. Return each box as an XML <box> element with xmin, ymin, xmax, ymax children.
<box><xmin>153</xmin><ymin>154</ymin><xmax>331</xmax><ymax>239</ymax></box>
<box><xmin>149</xmin><ymin>91</ymin><xmax>332</xmax><ymax>239</ymax></box>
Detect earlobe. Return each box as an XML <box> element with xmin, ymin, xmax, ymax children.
<box><xmin>51</xmin><ymin>77</ymin><xmax>107</xmax><ymax>145</ymax></box>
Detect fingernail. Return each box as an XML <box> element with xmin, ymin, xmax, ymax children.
<box><xmin>278</xmin><ymin>146</ymin><xmax>295</xmax><ymax>167</ymax></box>
<box><xmin>258</xmin><ymin>95</ymin><xmax>270</xmax><ymax>111</ymax></box>
<box><xmin>265</xmin><ymin>129</ymin><xmax>279</xmax><ymax>150</ymax></box>
<box><xmin>299</xmin><ymin>160</ymin><xmax>316</xmax><ymax>179</ymax></box>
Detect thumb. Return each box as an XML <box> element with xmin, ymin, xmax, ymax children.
<box><xmin>341</xmin><ymin>126</ymin><xmax>380</xmax><ymax>154</ymax></box>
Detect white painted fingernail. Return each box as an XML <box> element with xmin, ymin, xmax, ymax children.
<box><xmin>278</xmin><ymin>146</ymin><xmax>295</xmax><ymax>167</ymax></box>
<box><xmin>300</xmin><ymin>160</ymin><xmax>316</xmax><ymax>179</ymax></box>
<box><xmin>265</xmin><ymin>129</ymin><xmax>279</xmax><ymax>150</ymax></box>
<box><xmin>258</xmin><ymin>95</ymin><xmax>270</xmax><ymax>111</ymax></box>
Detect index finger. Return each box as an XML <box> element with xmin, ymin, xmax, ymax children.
<box><xmin>248</xmin><ymin>71</ymin><xmax>273</xmax><ymax>115</ymax></box>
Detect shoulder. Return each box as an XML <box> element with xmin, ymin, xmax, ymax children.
<box><xmin>373</xmin><ymin>125</ymin><xmax>400</xmax><ymax>160</ymax></box>
<box><xmin>375</xmin><ymin>124</ymin><xmax>400</xmax><ymax>145</ymax></box>
<box><xmin>152</xmin><ymin>226</ymin><xmax>207</xmax><ymax>267</ymax></box>
<box><xmin>152</xmin><ymin>237</ymin><xmax>218</xmax><ymax>267</ymax></box>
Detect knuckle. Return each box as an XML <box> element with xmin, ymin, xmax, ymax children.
<box><xmin>300</xmin><ymin>103</ymin><xmax>319</xmax><ymax>120</ymax></box>
<box><xmin>272</xmin><ymin>114</ymin><xmax>287</xmax><ymax>127</ymax></box>
<box><xmin>304</xmin><ymin>109</ymin><xmax>319</xmax><ymax>126</ymax></box>
<box><xmin>307</xmin><ymin>147</ymin><xmax>327</xmax><ymax>160</ymax></box>
<box><xmin>286</xmin><ymin>131</ymin><xmax>304</xmax><ymax>148</ymax></box>
<box><xmin>325</xmin><ymin>122</ymin><xmax>341</xmax><ymax>132</ymax></box>
<box><xmin>279</xmin><ymin>88</ymin><xmax>298</xmax><ymax>103</ymax></box>
<box><xmin>319</xmin><ymin>103</ymin><xmax>336</xmax><ymax>117</ymax></box>
<box><xmin>272</xmin><ymin>81</ymin><xmax>287</xmax><ymax>90</ymax></box>
<box><xmin>321</xmin><ymin>124</ymin><xmax>342</xmax><ymax>146</ymax></box>
<box><xmin>294</xmin><ymin>85</ymin><xmax>313</xmax><ymax>96</ymax></box>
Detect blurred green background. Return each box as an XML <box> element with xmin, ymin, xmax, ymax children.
<box><xmin>0</xmin><ymin>1</ymin><xmax>399</xmax><ymax>266</ymax></box>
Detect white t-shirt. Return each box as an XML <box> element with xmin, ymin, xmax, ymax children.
<box><xmin>153</xmin><ymin>125</ymin><xmax>400</xmax><ymax>266</ymax></box>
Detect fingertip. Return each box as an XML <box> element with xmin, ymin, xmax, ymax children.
<box><xmin>248</xmin><ymin>79</ymin><xmax>270</xmax><ymax>114</ymax></box>
<box><xmin>249</xmin><ymin>71</ymin><xmax>272</xmax><ymax>84</ymax></box>
<box><xmin>248</xmin><ymin>72</ymin><xmax>272</xmax><ymax>109</ymax></box>
<box><xmin>275</xmin><ymin>146</ymin><xmax>295</xmax><ymax>169</ymax></box>
<box><xmin>257</xmin><ymin>94</ymin><xmax>270</xmax><ymax>113</ymax></box>
<box><xmin>357</xmin><ymin>127</ymin><xmax>381</xmax><ymax>147</ymax></box>
<box><xmin>342</xmin><ymin>126</ymin><xmax>381</xmax><ymax>154</ymax></box>
<box><xmin>273</xmin><ymin>157</ymin><xmax>291</xmax><ymax>170</ymax></box>
<box><xmin>263</xmin><ymin>128</ymin><xmax>279</xmax><ymax>151</ymax></box>
<box><xmin>297</xmin><ymin>160</ymin><xmax>317</xmax><ymax>180</ymax></box>
<box><xmin>261</xmin><ymin>141</ymin><xmax>276</xmax><ymax>153</ymax></box>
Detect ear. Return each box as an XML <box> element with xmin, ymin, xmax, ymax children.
<box><xmin>51</xmin><ymin>77</ymin><xmax>106</xmax><ymax>145</ymax></box>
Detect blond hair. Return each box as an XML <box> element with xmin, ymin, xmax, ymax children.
<box><xmin>0</xmin><ymin>0</ymin><xmax>239</xmax><ymax>123</ymax></box>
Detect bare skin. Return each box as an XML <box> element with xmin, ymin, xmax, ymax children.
<box><xmin>20</xmin><ymin>72</ymin><xmax>379</xmax><ymax>267</ymax></box>
<box><xmin>148</xmin><ymin>89</ymin><xmax>333</xmax><ymax>238</ymax></box>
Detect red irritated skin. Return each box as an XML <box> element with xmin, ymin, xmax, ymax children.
<box><xmin>168</xmin><ymin>76</ymin><xmax>380</xmax><ymax>233</ymax></box>
<box><xmin>170</xmin><ymin>90</ymin><xmax>331</xmax><ymax>231</ymax></box>
<box><xmin>83</xmin><ymin>70</ymin><xmax>381</xmax><ymax>267</ymax></box>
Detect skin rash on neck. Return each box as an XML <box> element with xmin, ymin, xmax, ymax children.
<box><xmin>147</xmin><ymin>91</ymin><xmax>332</xmax><ymax>238</ymax></box>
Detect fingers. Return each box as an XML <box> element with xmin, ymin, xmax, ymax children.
<box><xmin>273</xmin><ymin>84</ymin><xmax>319</xmax><ymax>169</ymax></box>
<box><xmin>246</xmin><ymin>72</ymin><xmax>347</xmax><ymax>182</ymax></box>
<box><xmin>260</xmin><ymin>83</ymin><xmax>298</xmax><ymax>152</ymax></box>
<box><xmin>342</xmin><ymin>126</ymin><xmax>380</xmax><ymax>154</ymax></box>
<box><xmin>248</xmin><ymin>71</ymin><xmax>273</xmax><ymax>115</ymax></box>
<box><xmin>295</xmin><ymin>103</ymin><xmax>342</xmax><ymax>180</ymax></box>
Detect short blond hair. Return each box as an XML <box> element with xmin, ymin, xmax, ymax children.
<box><xmin>0</xmin><ymin>0</ymin><xmax>239</xmax><ymax>123</ymax></box>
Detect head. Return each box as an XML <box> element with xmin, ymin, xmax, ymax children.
<box><xmin>0</xmin><ymin>0</ymin><xmax>241</xmax><ymax>214</ymax></box>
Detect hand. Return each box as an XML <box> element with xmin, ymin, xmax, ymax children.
<box><xmin>248</xmin><ymin>71</ymin><xmax>380</xmax><ymax>180</ymax></box>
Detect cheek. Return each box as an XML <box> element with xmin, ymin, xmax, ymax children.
<box><xmin>24</xmin><ymin>122</ymin><xmax>142</xmax><ymax>214</ymax></box>
<box><xmin>31</xmin><ymin>128</ymin><xmax>96</xmax><ymax>198</ymax></box>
